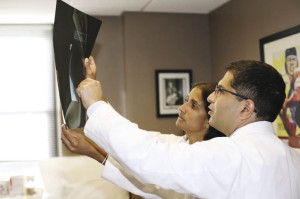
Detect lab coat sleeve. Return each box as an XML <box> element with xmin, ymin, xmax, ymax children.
<box><xmin>102</xmin><ymin>156</ymin><xmax>185</xmax><ymax>199</ymax></box>
<box><xmin>102</xmin><ymin>157</ymin><xmax>163</xmax><ymax>199</ymax></box>
<box><xmin>84</xmin><ymin>102</ymin><xmax>241</xmax><ymax>198</ymax></box>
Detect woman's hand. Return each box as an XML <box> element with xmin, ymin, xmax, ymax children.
<box><xmin>61</xmin><ymin>125</ymin><xmax>108</xmax><ymax>164</ymax></box>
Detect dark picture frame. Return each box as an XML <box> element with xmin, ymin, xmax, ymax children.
<box><xmin>155</xmin><ymin>70</ymin><xmax>192</xmax><ymax>118</ymax></box>
<box><xmin>259</xmin><ymin>25</ymin><xmax>300</xmax><ymax>148</ymax></box>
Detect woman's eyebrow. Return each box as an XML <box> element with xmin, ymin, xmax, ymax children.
<box><xmin>191</xmin><ymin>98</ymin><xmax>201</xmax><ymax>107</ymax></box>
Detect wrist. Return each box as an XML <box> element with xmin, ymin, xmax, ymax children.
<box><xmin>101</xmin><ymin>154</ymin><xmax>109</xmax><ymax>165</ymax></box>
<box><xmin>91</xmin><ymin>150</ymin><xmax>106</xmax><ymax>164</ymax></box>
<box><xmin>87</xmin><ymin>100</ymin><xmax>107</xmax><ymax>117</ymax></box>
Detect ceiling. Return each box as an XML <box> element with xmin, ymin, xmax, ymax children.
<box><xmin>0</xmin><ymin>0</ymin><xmax>230</xmax><ymax>24</ymax></box>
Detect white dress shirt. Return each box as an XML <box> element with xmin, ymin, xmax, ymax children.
<box><xmin>85</xmin><ymin>101</ymin><xmax>300</xmax><ymax>199</ymax></box>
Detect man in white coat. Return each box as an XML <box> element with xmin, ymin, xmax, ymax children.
<box><xmin>76</xmin><ymin>60</ymin><xmax>300</xmax><ymax>198</ymax></box>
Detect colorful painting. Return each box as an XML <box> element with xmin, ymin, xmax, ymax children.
<box><xmin>260</xmin><ymin>25</ymin><xmax>300</xmax><ymax>147</ymax></box>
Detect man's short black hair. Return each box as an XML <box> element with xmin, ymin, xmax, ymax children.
<box><xmin>226</xmin><ymin>60</ymin><xmax>286</xmax><ymax>122</ymax></box>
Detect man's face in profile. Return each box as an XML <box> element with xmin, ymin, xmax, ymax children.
<box><xmin>207</xmin><ymin>72</ymin><xmax>242</xmax><ymax>136</ymax></box>
<box><xmin>286</xmin><ymin>55</ymin><xmax>298</xmax><ymax>76</ymax></box>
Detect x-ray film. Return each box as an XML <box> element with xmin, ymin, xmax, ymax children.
<box><xmin>53</xmin><ymin>0</ymin><xmax>101</xmax><ymax>129</ymax></box>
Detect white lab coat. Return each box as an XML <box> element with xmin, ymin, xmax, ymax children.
<box><xmin>85</xmin><ymin>101</ymin><xmax>300</xmax><ymax>199</ymax></box>
<box><xmin>101</xmin><ymin>132</ymin><xmax>195</xmax><ymax>199</ymax></box>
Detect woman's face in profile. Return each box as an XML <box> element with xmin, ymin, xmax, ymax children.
<box><xmin>176</xmin><ymin>87</ymin><xmax>209</xmax><ymax>134</ymax></box>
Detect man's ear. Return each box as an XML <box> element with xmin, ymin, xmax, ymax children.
<box><xmin>240</xmin><ymin>99</ymin><xmax>256</xmax><ymax>120</ymax></box>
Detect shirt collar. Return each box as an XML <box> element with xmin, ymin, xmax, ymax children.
<box><xmin>229</xmin><ymin>121</ymin><xmax>275</xmax><ymax>138</ymax></box>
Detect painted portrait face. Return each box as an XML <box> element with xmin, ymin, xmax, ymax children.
<box><xmin>286</xmin><ymin>55</ymin><xmax>298</xmax><ymax>76</ymax></box>
<box><xmin>176</xmin><ymin>87</ymin><xmax>208</xmax><ymax>134</ymax></box>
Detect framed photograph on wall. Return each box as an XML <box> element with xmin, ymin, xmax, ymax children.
<box><xmin>155</xmin><ymin>70</ymin><xmax>192</xmax><ymax>117</ymax></box>
<box><xmin>260</xmin><ymin>25</ymin><xmax>300</xmax><ymax>148</ymax></box>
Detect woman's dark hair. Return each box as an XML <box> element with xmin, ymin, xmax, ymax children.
<box><xmin>191</xmin><ymin>83</ymin><xmax>225</xmax><ymax>140</ymax></box>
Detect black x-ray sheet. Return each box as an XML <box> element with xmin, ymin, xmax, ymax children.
<box><xmin>53</xmin><ymin>0</ymin><xmax>101</xmax><ymax>129</ymax></box>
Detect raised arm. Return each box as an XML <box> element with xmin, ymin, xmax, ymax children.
<box><xmin>83</xmin><ymin>101</ymin><xmax>239</xmax><ymax>198</ymax></box>
<box><xmin>76</xmin><ymin>59</ymin><xmax>239</xmax><ymax>198</ymax></box>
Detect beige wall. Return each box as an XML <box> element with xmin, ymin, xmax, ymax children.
<box><xmin>93</xmin><ymin>16</ymin><xmax>125</xmax><ymax>115</ymax></box>
<box><xmin>123</xmin><ymin>12</ymin><xmax>211</xmax><ymax>134</ymax></box>
<box><xmin>210</xmin><ymin>0</ymin><xmax>300</xmax><ymax>81</ymax></box>
<box><xmin>91</xmin><ymin>13</ymin><xmax>211</xmax><ymax>135</ymax></box>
